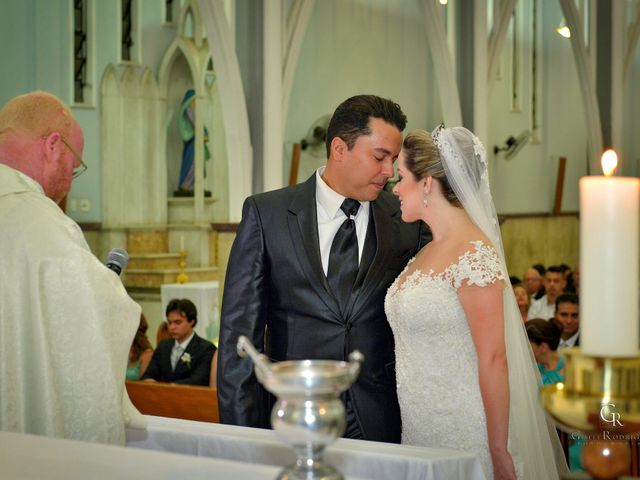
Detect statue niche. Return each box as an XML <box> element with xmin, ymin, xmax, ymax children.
<box><xmin>175</xmin><ymin>88</ymin><xmax>211</xmax><ymax>197</ymax></box>
<box><xmin>158</xmin><ymin>1</ymin><xmax>228</xmax><ymax>224</ymax></box>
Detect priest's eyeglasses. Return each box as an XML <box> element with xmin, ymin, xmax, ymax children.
<box><xmin>60</xmin><ymin>136</ymin><xmax>88</xmax><ymax>178</ymax></box>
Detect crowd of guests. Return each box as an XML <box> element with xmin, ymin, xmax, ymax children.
<box><xmin>511</xmin><ymin>263</ymin><xmax>584</xmax><ymax>471</ymax></box>
<box><xmin>511</xmin><ymin>263</ymin><xmax>581</xmax><ymax>383</ymax></box>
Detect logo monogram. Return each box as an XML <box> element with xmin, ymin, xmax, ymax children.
<box><xmin>600</xmin><ymin>403</ymin><xmax>624</xmax><ymax>427</ymax></box>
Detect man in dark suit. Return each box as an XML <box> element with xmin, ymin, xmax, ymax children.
<box><xmin>142</xmin><ymin>298</ymin><xmax>215</xmax><ymax>386</ymax></box>
<box><xmin>556</xmin><ymin>293</ymin><xmax>580</xmax><ymax>349</ymax></box>
<box><xmin>217</xmin><ymin>95</ymin><xmax>428</xmax><ymax>443</ymax></box>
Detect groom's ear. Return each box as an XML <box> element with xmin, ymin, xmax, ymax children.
<box><xmin>330</xmin><ymin>137</ymin><xmax>347</xmax><ymax>161</ymax></box>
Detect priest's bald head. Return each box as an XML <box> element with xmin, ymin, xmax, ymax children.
<box><xmin>0</xmin><ymin>91</ymin><xmax>85</xmax><ymax>203</ymax></box>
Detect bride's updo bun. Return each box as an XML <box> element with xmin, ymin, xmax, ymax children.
<box><xmin>402</xmin><ymin>130</ymin><xmax>461</xmax><ymax>207</ymax></box>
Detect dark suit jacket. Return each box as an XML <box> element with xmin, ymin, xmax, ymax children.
<box><xmin>142</xmin><ymin>333</ymin><xmax>215</xmax><ymax>386</ymax></box>
<box><xmin>217</xmin><ymin>174</ymin><xmax>428</xmax><ymax>443</ymax></box>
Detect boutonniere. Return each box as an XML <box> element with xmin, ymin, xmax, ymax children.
<box><xmin>180</xmin><ymin>352</ymin><xmax>192</xmax><ymax>368</ymax></box>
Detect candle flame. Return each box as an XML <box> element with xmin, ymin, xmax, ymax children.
<box><xmin>601</xmin><ymin>149</ymin><xmax>618</xmax><ymax>176</ymax></box>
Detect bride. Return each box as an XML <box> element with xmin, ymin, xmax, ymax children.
<box><xmin>385</xmin><ymin>126</ymin><xmax>567</xmax><ymax>479</ymax></box>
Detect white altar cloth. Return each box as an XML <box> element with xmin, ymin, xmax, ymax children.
<box><xmin>0</xmin><ymin>430</ymin><xmax>280</xmax><ymax>480</ymax></box>
<box><xmin>126</xmin><ymin>416</ymin><xmax>487</xmax><ymax>480</ymax></box>
<box><xmin>0</xmin><ymin>430</ymin><xmax>370</xmax><ymax>480</ymax></box>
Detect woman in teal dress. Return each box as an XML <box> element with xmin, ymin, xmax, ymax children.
<box><xmin>126</xmin><ymin>314</ymin><xmax>154</xmax><ymax>381</ymax></box>
<box><xmin>526</xmin><ymin>317</ymin><xmax>585</xmax><ymax>472</ymax></box>
<box><xmin>525</xmin><ymin>318</ymin><xmax>564</xmax><ymax>385</ymax></box>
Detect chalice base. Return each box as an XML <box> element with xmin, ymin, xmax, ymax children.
<box><xmin>276</xmin><ymin>459</ymin><xmax>343</xmax><ymax>480</ymax></box>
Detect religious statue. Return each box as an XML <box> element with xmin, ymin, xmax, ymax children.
<box><xmin>175</xmin><ymin>89</ymin><xmax>211</xmax><ymax>197</ymax></box>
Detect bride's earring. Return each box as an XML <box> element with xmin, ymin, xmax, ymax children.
<box><xmin>422</xmin><ymin>179</ymin><xmax>429</xmax><ymax>208</ymax></box>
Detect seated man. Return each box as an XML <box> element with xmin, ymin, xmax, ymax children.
<box><xmin>142</xmin><ymin>298</ymin><xmax>215</xmax><ymax>386</ymax></box>
<box><xmin>528</xmin><ymin>265</ymin><xmax>566</xmax><ymax>320</ymax></box>
<box><xmin>555</xmin><ymin>293</ymin><xmax>580</xmax><ymax>349</ymax></box>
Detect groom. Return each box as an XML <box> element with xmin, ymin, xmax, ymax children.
<box><xmin>217</xmin><ymin>95</ymin><xmax>428</xmax><ymax>442</ymax></box>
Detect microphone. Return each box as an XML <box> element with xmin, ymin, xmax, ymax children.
<box><xmin>106</xmin><ymin>248</ymin><xmax>129</xmax><ymax>276</ymax></box>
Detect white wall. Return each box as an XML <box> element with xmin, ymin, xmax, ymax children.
<box><xmin>284</xmin><ymin>0</ymin><xmax>440</xmax><ymax>182</ymax></box>
<box><xmin>623</xmin><ymin>18</ymin><xmax>640</xmax><ymax>179</ymax></box>
<box><xmin>486</xmin><ymin>0</ymin><xmax>588</xmax><ymax>214</ymax></box>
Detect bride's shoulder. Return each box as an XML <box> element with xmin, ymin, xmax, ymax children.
<box><xmin>451</xmin><ymin>235</ymin><xmax>504</xmax><ymax>288</ymax></box>
<box><xmin>452</xmin><ymin>230</ymin><xmax>495</xmax><ymax>258</ymax></box>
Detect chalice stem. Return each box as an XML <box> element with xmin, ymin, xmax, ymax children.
<box><xmin>288</xmin><ymin>444</ymin><xmax>342</xmax><ymax>480</ymax></box>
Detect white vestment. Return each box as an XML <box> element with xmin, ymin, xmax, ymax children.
<box><xmin>0</xmin><ymin>163</ymin><xmax>145</xmax><ymax>445</ymax></box>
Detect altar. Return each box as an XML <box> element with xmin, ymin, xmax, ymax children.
<box><xmin>0</xmin><ymin>430</ymin><xmax>366</xmax><ymax>480</ymax></box>
<box><xmin>126</xmin><ymin>416</ymin><xmax>487</xmax><ymax>480</ymax></box>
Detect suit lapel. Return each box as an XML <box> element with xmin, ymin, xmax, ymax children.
<box><xmin>287</xmin><ymin>176</ymin><xmax>342</xmax><ymax>318</ymax></box>
<box><xmin>343</xmin><ymin>204</ymin><xmax>377</xmax><ymax>317</ymax></box>
<box><xmin>173</xmin><ymin>335</ymin><xmax>199</xmax><ymax>377</ymax></box>
<box><xmin>161</xmin><ymin>341</ymin><xmax>176</xmax><ymax>379</ymax></box>
<box><xmin>348</xmin><ymin>197</ymin><xmax>398</xmax><ymax>320</ymax></box>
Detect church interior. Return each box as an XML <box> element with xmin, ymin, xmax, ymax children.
<box><xmin>2</xmin><ymin>0</ymin><xmax>638</xmax><ymax>339</ymax></box>
<box><xmin>1</xmin><ymin>0</ymin><xmax>640</xmax><ymax>477</ymax></box>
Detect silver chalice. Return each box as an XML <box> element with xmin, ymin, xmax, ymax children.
<box><xmin>237</xmin><ymin>335</ymin><xmax>364</xmax><ymax>480</ymax></box>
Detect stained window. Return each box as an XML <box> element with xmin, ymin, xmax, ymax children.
<box><xmin>73</xmin><ymin>0</ymin><xmax>88</xmax><ymax>103</ymax></box>
<box><xmin>122</xmin><ymin>0</ymin><xmax>134</xmax><ymax>61</ymax></box>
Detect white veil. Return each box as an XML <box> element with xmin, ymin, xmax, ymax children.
<box><xmin>432</xmin><ymin>125</ymin><xmax>568</xmax><ymax>479</ymax></box>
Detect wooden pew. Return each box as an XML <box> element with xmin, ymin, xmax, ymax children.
<box><xmin>126</xmin><ymin>381</ymin><xmax>219</xmax><ymax>423</ymax></box>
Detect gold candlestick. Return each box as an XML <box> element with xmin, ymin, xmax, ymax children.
<box><xmin>176</xmin><ymin>250</ymin><xmax>188</xmax><ymax>284</ymax></box>
<box><xmin>541</xmin><ymin>347</ymin><xmax>640</xmax><ymax>479</ymax></box>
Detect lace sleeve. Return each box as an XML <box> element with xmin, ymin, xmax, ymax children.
<box><xmin>452</xmin><ymin>240</ymin><xmax>505</xmax><ymax>289</ymax></box>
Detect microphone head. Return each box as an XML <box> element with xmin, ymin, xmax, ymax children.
<box><xmin>106</xmin><ymin>248</ymin><xmax>129</xmax><ymax>275</ymax></box>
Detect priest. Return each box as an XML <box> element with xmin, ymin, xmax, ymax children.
<box><xmin>0</xmin><ymin>91</ymin><xmax>144</xmax><ymax>444</ymax></box>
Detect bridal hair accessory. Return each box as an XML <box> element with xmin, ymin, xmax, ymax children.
<box><xmin>431</xmin><ymin>122</ymin><xmax>445</xmax><ymax>150</ymax></box>
<box><xmin>435</xmin><ymin>125</ymin><xmax>497</xmax><ymax>227</ymax></box>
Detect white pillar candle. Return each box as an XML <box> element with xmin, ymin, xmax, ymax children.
<box><xmin>180</xmin><ymin>235</ymin><xmax>185</xmax><ymax>252</ymax></box>
<box><xmin>579</xmin><ymin>150</ymin><xmax>640</xmax><ymax>357</ymax></box>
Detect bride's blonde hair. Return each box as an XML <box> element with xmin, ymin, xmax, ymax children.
<box><xmin>402</xmin><ymin>129</ymin><xmax>461</xmax><ymax>207</ymax></box>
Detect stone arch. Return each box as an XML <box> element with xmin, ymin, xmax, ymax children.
<box><xmin>157</xmin><ymin>1</ymin><xmax>229</xmax><ymax>223</ymax></box>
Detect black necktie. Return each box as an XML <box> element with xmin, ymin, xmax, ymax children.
<box><xmin>328</xmin><ymin>198</ymin><xmax>360</xmax><ymax>314</ymax></box>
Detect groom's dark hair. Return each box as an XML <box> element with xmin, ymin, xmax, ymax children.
<box><xmin>325</xmin><ymin>94</ymin><xmax>407</xmax><ymax>158</ymax></box>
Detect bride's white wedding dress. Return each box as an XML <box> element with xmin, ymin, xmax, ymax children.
<box><xmin>385</xmin><ymin>240</ymin><xmax>517</xmax><ymax>480</ymax></box>
<box><xmin>384</xmin><ymin>126</ymin><xmax>565</xmax><ymax>479</ymax></box>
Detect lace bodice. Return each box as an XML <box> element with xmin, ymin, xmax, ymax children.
<box><xmin>385</xmin><ymin>240</ymin><xmax>508</xmax><ymax>479</ymax></box>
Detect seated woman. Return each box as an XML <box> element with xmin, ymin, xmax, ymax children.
<box><xmin>126</xmin><ymin>314</ymin><xmax>154</xmax><ymax>381</ymax></box>
<box><xmin>156</xmin><ymin>321</ymin><xmax>172</xmax><ymax>345</ymax></box>
<box><xmin>526</xmin><ymin>318</ymin><xmax>564</xmax><ymax>385</ymax></box>
<box><xmin>513</xmin><ymin>284</ymin><xmax>530</xmax><ymax>323</ymax></box>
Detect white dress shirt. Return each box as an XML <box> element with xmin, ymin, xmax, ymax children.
<box><xmin>527</xmin><ymin>295</ymin><xmax>556</xmax><ymax>320</ymax></box>
<box><xmin>315</xmin><ymin>167</ymin><xmax>370</xmax><ymax>275</ymax></box>
<box><xmin>171</xmin><ymin>332</ymin><xmax>195</xmax><ymax>370</ymax></box>
<box><xmin>174</xmin><ymin>332</ymin><xmax>195</xmax><ymax>352</ymax></box>
<box><xmin>558</xmin><ymin>331</ymin><xmax>580</xmax><ymax>350</ymax></box>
